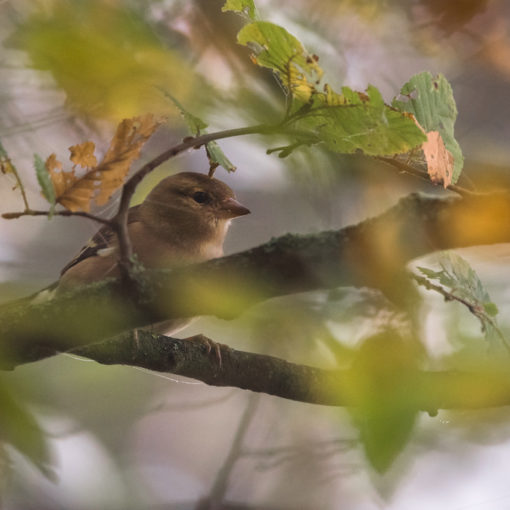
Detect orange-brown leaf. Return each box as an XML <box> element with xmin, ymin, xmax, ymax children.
<box><xmin>43</xmin><ymin>114</ymin><xmax>163</xmax><ymax>212</ymax></box>
<box><xmin>69</xmin><ymin>141</ymin><xmax>97</xmax><ymax>168</ymax></box>
<box><xmin>422</xmin><ymin>130</ymin><xmax>454</xmax><ymax>188</ymax></box>
<box><xmin>45</xmin><ymin>154</ymin><xmax>94</xmax><ymax>211</ymax></box>
<box><xmin>94</xmin><ymin>114</ymin><xmax>163</xmax><ymax>205</ymax></box>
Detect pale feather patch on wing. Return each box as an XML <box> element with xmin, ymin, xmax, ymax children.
<box><xmin>97</xmin><ymin>247</ymin><xmax>117</xmax><ymax>257</ymax></box>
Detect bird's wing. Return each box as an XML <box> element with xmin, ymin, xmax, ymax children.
<box><xmin>60</xmin><ymin>205</ymin><xmax>143</xmax><ymax>277</ymax></box>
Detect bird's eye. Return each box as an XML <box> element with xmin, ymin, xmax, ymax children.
<box><xmin>192</xmin><ymin>191</ymin><xmax>210</xmax><ymax>204</ymax></box>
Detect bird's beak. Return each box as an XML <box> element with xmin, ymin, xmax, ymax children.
<box><xmin>221</xmin><ymin>197</ymin><xmax>251</xmax><ymax>218</ymax></box>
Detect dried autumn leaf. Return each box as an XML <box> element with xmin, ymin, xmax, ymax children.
<box><xmin>42</xmin><ymin>114</ymin><xmax>163</xmax><ymax>212</ymax></box>
<box><xmin>422</xmin><ymin>130</ymin><xmax>454</xmax><ymax>188</ymax></box>
<box><xmin>94</xmin><ymin>114</ymin><xmax>163</xmax><ymax>205</ymax></box>
<box><xmin>45</xmin><ymin>154</ymin><xmax>90</xmax><ymax>211</ymax></box>
<box><xmin>69</xmin><ymin>141</ymin><xmax>97</xmax><ymax>168</ymax></box>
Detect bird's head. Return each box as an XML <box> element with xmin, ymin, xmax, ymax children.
<box><xmin>141</xmin><ymin>172</ymin><xmax>250</xmax><ymax>241</ymax></box>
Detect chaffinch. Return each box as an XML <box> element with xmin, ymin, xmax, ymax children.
<box><xmin>59</xmin><ymin>172</ymin><xmax>250</xmax><ymax>288</ymax></box>
<box><xmin>57</xmin><ymin>172</ymin><xmax>250</xmax><ymax>339</ymax></box>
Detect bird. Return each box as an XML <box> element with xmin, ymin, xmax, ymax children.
<box><xmin>58</xmin><ymin>171</ymin><xmax>250</xmax><ymax>289</ymax></box>
<box><xmin>55</xmin><ymin>171</ymin><xmax>250</xmax><ymax>356</ymax></box>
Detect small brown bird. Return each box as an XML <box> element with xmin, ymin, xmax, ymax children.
<box><xmin>57</xmin><ymin>172</ymin><xmax>250</xmax><ymax>341</ymax></box>
<box><xmin>59</xmin><ymin>172</ymin><xmax>250</xmax><ymax>288</ymax></box>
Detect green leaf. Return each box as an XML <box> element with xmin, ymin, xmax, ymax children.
<box><xmin>206</xmin><ymin>141</ymin><xmax>237</xmax><ymax>173</ymax></box>
<box><xmin>34</xmin><ymin>154</ymin><xmax>56</xmax><ymax>217</ymax></box>
<box><xmin>222</xmin><ymin>0</ymin><xmax>256</xmax><ymax>20</ymax></box>
<box><xmin>296</xmin><ymin>85</ymin><xmax>426</xmax><ymax>156</ymax></box>
<box><xmin>393</xmin><ymin>72</ymin><xmax>464</xmax><ymax>183</ymax></box>
<box><xmin>0</xmin><ymin>379</ymin><xmax>55</xmax><ymax>481</ymax></box>
<box><xmin>418</xmin><ymin>252</ymin><xmax>506</xmax><ymax>349</ymax></box>
<box><xmin>237</xmin><ymin>21</ymin><xmax>323</xmax><ymax>102</ymax></box>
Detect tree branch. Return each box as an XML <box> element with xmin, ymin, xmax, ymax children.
<box><xmin>2</xmin><ymin>209</ymin><xmax>112</xmax><ymax>226</ymax></box>
<box><xmin>73</xmin><ymin>330</ymin><xmax>510</xmax><ymax>410</ymax></box>
<box><xmin>2</xmin><ymin>191</ymin><xmax>510</xmax><ymax>367</ymax></box>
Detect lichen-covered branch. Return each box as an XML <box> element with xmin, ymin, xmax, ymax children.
<box><xmin>73</xmin><ymin>330</ymin><xmax>510</xmax><ymax>410</ymax></box>
<box><xmin>1</xmin><ymin>191</ymin><xmax>510</xmax><ymax>368</ymax></box>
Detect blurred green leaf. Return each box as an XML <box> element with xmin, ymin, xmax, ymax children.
<box><xmin>347</xmin><ymin>331</ymin><xmax>420</xmax><ymax>472</ymax></box>
<box><xmin>222</xmin><ymin>0</ymin><xmax>257</xmax><ymax>20</ymax></box>
<box><xmin>392</xmin><ymin>72</ymin><xmax>464</xmax><ymax>183</ymax></box>
<box><xmin>160</xmin><ymin>90</ymin><xmax>235</xmax><ymax>172</ymax></box>
<box><xmin>34</xmin><ymin>154</ymin><xmax>56</xmax><ymax>218</ymax></box>
<box><xmin>0</xmin><ymin>378</ymin><xmax>55</xmax><ymax>481</ymax></box>
<box><xmin>161</xmin><ymin>90</ymin><xmax>208</xmax><ymax>136</ymax></box>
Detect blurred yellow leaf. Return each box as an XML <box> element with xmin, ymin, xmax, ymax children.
<box><xmin>43</xmin><ymin>114</ymin><xmax>162</xmax><ymax>211</ymax></box>
<box><xmin>9</xmin><ymin>1</ymin><xmax>198</xmax><ymax>120</ymax></box>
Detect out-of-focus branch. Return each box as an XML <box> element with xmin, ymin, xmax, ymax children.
<box><xmin>196</xmin><ymin>393</ymin><xmax>260</xmax><ymax>510</ymax></box>
<box><xmin>73</xmin><ymin>330</ymin><xmax>510</xmax><ymax>410</ymax></box>
<box><xmin>2</xmin><ymin>191</ymin><xmax>510</xmax><ymax>367</ymax></box>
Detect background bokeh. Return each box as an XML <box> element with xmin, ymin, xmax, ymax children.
<box><xmin>1</xmin><ymin>0</ymin><xmax>510</xmax><ymax>508</ymax></box>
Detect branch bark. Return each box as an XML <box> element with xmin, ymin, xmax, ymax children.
<box><xmin>2</xmin><ymin>191</ymin><xmax>510</xmax><ymax>368</ymax></box>
<box><xmin>73</xmin><ymin>330</ymin><xmax>510</xmax><ymax>410</ymax></box>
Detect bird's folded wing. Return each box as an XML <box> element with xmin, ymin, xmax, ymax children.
<box><xmin>60</xmin><ymin>205</ymin><xmax>143</xmax><ymax>276</ymax></box>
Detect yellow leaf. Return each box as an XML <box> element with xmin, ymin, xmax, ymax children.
<box><xmin>69</xmin><ymin>142</ymin><xmax>97</xmax><ymax>168</ymax></box>
<box><xmin>422</xmin><ymin>130</ymin><xmax>454</xmax><ymax>188</ymax></box>
<box><xmin>45</xmin><ymin>114</ymin><xmax>163</xmax><ymax>212</ymax></box>
<box><xmin>9</xmin><ymin>1</ymin><xmax>197</xmax><ymax>120</ymax></box>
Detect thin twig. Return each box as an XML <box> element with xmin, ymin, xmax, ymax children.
<box><xmin>196</xmin><ymin>393</ymin><xmax>260</xmax><ymax>510</ymax></box>
<box><xmin>2</xmin><ymin>209</ymin><xmax>112</xmax><ymax>226</ymax></box>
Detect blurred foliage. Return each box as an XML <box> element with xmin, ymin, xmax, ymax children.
<box><xmin>1</xmin><ymin>0</ymin><xmax>510</xmax><ymax>505</ymax></box>
<box><xmin>0</xmin><ymin>376</ymin><xmax>54</xmax><ymax>481</ymax></box>
<box><xmin>7</xmin><ymin>0</ymin><xmax>199</xmax><ymax>120</ymax></box>
<box><xmin>346</xmin><ymin>331</ymin><xmax>420</xmax><ymax>473</ymax></box>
